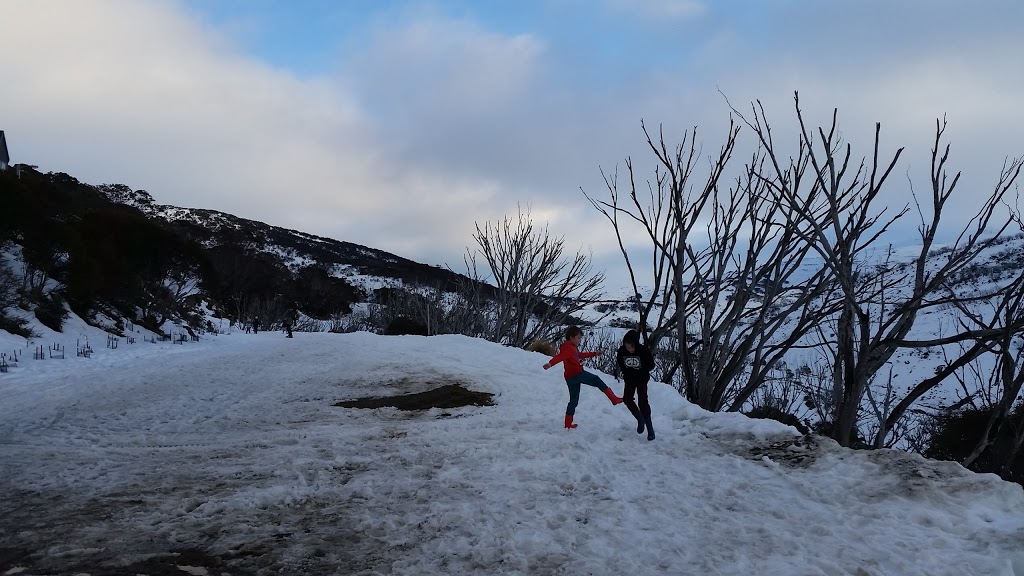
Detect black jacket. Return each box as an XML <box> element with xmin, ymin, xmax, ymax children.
<box><xmin>616</xmin><ymin>341</ymin><xmax>655</xmax><ymax>384</ymax></box>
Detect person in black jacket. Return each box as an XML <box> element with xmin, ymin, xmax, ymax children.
<box><xmin>616</xmin><ymin>329</ymin><xmax>656</xmax><ymax>440</ymax></box>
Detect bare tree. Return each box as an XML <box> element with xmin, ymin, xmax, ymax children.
<box><xmin>748</xmin><ymin>361</ymin><xmax>814</xmax><ymax>428</ymax></box>
<box><xmin>588</xmin><ymin>92</ymin><xmax>1024</xmax><ymax>446</ymax></box>
<box><xmin>742</xmin><ymin>93</ymin><xmax>1024</xmax><ymax>447</ymax></box>
<box><xmin>586</xmin><ymin>117</ymin><xmax>838</xmax><ymax>411</ymax></box>
<box><xmin>581</xmin><ymin>329</ymin><xmax>622</xmax><ymax>377</ymax></box>
<box><xmin>468</xmin><ymin>207</ymin><xmax>604</xmax><ymax>348</ymax></box>
<box><xmin>370</xmin><ymin>279</ymin><xmax>490</xmax><ymax>338</ymax></box>
<box><xmin>438</xmin><ymin>275</ymin><xmax>492</xmax><ymax>338</ymax></box>
<box><xmin>889</xmin><ymin>260</ymin><xmax>1024</xmax><ymax>464</ymax></box>
<box><xmin>582</xmin><ymin>122</ymin><xmax>707</xmax><ymax>356</ymax></box>
<box><xmin>139</xmin><ymin>260</ymin><xmax>204</xmax><ymax>327</ymax></box>
<box><xmin>19</xmin><ymin>243</ymin><xmax>65</xmax><ymax>301</ymax></box>
<box><xmin>795</xmin><ymin>358</ymin><xmax>842</xmax><ymax>432</ymax></box>
<box><xmin>693</xmin><ymin>155</ymin><xmax>840</xmax><ymax>412</ymax></box>
<box><xmin>960</xmin><ymin>288</ymin><xmax>1024</xmax><ymax>472</ymax></box>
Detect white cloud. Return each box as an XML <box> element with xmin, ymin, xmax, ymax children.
<box><xmin>350</xmin><ymin>17</ymin><xmax>545</xmax><ymax>115</ymax></box>
<box><xmin>0</xmin><ymin>1</ymin><xmax>547</xmax><ymax>268</ymax></box>
<box><xmin>2</xmin><ymin>0</ymin><xmax>1023</xmax><ymax>276</ymax></box>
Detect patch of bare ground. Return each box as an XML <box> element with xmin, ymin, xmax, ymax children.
<box><xmin>0</xmin><ymin>547</ymin><xmax>246</xmax><ymax>576</ymax></box>
<box><xmin>335</xmin><ymin>383</ymin><xmax>495</xmax><ymax>411</ymax></box>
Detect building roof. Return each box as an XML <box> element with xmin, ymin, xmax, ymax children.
<box><xmin>0</xmin><ymin>131</ymin><xmax>8</xmax><ymax>165</ymax></box>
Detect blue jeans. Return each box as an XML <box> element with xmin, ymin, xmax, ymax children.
<box><xmin>565</xmin><ymin>371</ymin><xmax>608</xmax><ymax>416</ymax></box>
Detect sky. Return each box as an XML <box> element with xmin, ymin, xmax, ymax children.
<box><xmin>2</xmin><ymin>0</ymin><xmax>1024</xmax><ymax>283</ymax></box>
<box><xmin>3</xmin><ymin>314</ymin><xmax>1024</xmax><ymax>574</ymax></box>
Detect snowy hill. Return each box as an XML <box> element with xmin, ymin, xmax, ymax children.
<box><xmin>98</xmin><ymin>189</ymin><xmax>476</xmax><ymax>302</ymax></box>
<box><xmin>2</xmin><ymin>326</ymin><xmax>1024</xmax><ymax>575</ymax></box>
<box><xmin>1</xmin><ymin>169</ymin><xmax>488</xmax><ymax>343</ymax></box>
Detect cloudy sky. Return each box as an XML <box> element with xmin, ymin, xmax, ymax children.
<box><xmin>2</xmin><ymin>0</ymin><xmax>1023</xmax><ymax>282</ymax></box>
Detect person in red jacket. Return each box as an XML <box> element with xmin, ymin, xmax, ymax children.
<box><xmin>543</xmin><ymin>326</ymin><xmax>623</xmax><ymax>429</ymax></box>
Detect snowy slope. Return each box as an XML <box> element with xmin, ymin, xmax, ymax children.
<box><xmin>2</xmin><ymin>327</ymin><xmax>1024</xmax><ymax>575</ymax></box>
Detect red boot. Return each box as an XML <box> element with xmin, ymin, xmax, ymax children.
<box><xmin>564</xmin><ymin>414</ymin><xmax>578</xmax><ymax>429</ymax></box>
<box><xmin>602</xmin><ymin>387</ymin><xmax>623</xmax><ymax>406</ymax></box>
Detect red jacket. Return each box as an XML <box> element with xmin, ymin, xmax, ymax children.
<box><xmin>548</xmin><ymin>341</ymin><xmax>599</xmax><ymax>379</ymax></box>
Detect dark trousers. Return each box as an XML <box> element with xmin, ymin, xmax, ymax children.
<box><xmin>564</xmin><ymin>371</ymin><xmax>608</xmax><ymax>416</ymax></box>
<box><xmin>623</xmin><ymin>378</ymin><xmax>651</xmax><ymax>419</ymax></box>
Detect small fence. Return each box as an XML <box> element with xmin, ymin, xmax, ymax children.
<box><xmin>77</xmin><ymin>339</ymin><xmax>93</xmax><ymax>358</ymax></box>
<box><xmin>1</xmin><ymin>349</ymin><xmax>20</xmax><ymax>373</ymax></box>
<box><xmin>1</xmin><ymin>329</ymin><xmax>204</xmax><ymax>375</ymax></box>
<box><xmin>0</xmin><ymin>349</ymin><xmax>16</xmax><ymax>373</ymax></box>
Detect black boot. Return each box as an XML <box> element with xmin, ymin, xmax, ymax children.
<box><xmin>627</xmin><ymin>405</ymin><xmax>644</xmax><ymax>434</ymax></box>
<box><xmin>644</xmin><ymin>415</ymin><xmax>655</xmax><ymax>441</ymax></box>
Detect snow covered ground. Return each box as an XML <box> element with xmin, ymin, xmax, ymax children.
<box><xmin>2</xmin><ymin>326</ymin><xmax>1024</xmax><ymax>575</ymax></box>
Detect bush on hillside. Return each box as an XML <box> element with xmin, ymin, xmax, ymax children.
<box><xmin>745</xmin><ymin>405</ymin><xmax>810</xmax><ymax>435</ymax></box>
<box><xmin>526</xmin><ymin>339</ymin><xmax>557</xmax><ymax>356</ymax></box>
<box><xmin>923</xmin><ymin>405</ymin><xmax>1024</xmax><ymax>486</ymax></box>
<box><xmin>33</xmin><ymin>293</ymin><xmax>67</xmax><ymax>332</ymax></box>
<box><xmin>608</xmin><ymin>317</ymin><xmax>638</xmax><ymax>330</ymax></box>
<box><xmin>0</xmin><ymin>256</ymin><xmax>18</xmax><ymax>309</ymax></box>
<box><xmin>812</xmin><ymin>420</ymin><xmax>868</xmax><ymax>449</ymax></box>
<box><xmin>0</xmin><ymin>313</ymin><xmax>35</xmax><ymax>338</ymax></box>
<box><xmin>385</xmin><ymin>316</ymin><xmax>428</xmax><ymax>336</ymax></box>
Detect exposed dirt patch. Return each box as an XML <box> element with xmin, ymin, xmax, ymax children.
<box><xmin>335</xmin><ymin>383</ymin><xmax>494</xmax><ymax>410</ymax></box>
<box><xmin>0</xmin><ymin>546</ymin><xmax>244</xmax><ymax>576</ymax></box>
<box><xmin>748</xmin><ymin>435</ymin><xmax>818</xmax><ymax>468</ymax></box>
<box><xmin>107</xmin><ymin>548</ymin><xmax>238</xmax><ymax>575</ymax></box>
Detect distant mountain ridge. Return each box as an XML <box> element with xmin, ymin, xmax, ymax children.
<box><xmin>0</xmin><ymin>167</ymin><xmax>489</xmax><ymax>339</ymax></box>
<box><xmin>97</xmin><ymin>183</ymin><xmax>468</xmax><ymax>287</ymax></box>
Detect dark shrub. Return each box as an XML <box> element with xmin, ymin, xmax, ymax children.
<box><xmin>608</xmin><ymin>317</ymin><xmax>637</xmax><ymax>329</ymax></box>
<box><xmin>34</xmin><ymin>294</ymin><xmax>68</xmax><ymax>332</ymax></box>
<box><xmin>385</xmin><ymin>316</ymin><xmax>428</xmax><ymax>336</ymax></box>
<box><xmin>747</xmin><ymin>405</ymin><xmax>810</xmax><ymax>435</ymax></box>
<box><xmin>294</xmin><ymin>266</ymin><xmax>359</xmax><ymax>318</ymax></box>
<box><xmin>811</xmin><ymin>420</ymin><xmax>868</xmax><ymax>448</ymax></box>
<box><xmin>924</xmin><ymin>405</ymin><xmax>1024</xmax><ymax>485</ymax></box>
<box><xmin>0</xmin><ymin>313</ymin><xmax>35</xmax><ymax>338</ymax></box>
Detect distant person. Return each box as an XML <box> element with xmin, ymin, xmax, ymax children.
<box><xmin>252</xmin><ymin>316</ymin><xmax>260</xmax><ymax>334</ymax></box>
<box><xmin>284</xmin><ymin>307</ymin><xmax>297</xmax><ymax>338</ymax></box>
<box><xmin>616</xmin><ymin>329</ymin><xmax>656</xmax><ymax>441</ymax></box>
<box><xmin>543</xmin><ymin>325</ymin><xmax>623</xmax><ymax>429</ymax></box>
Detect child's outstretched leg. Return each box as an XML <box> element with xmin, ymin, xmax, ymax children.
<box><xmin>573</xmin><ymin>371</ymin><xmax>623</xmax><ymax>405</ymax></box>
<box><xmin>601</xmin><ymin>385</ymin><xmax>623</xmax><ymax>405</ymax></box>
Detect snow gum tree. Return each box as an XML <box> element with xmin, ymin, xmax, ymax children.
<box><xmin>467</xmin><ymin>206</ymin><xmax>604</xmax><ymax>349</ymax></box>
<box><xmin>595</xmin><ymin>91</ymin><xmax>1024</xmax><ymax>448</ymax></box>
<box><xmin>585</xmin><ymin>116</ymin><xmax>839</xmax><ymax>412</ymax></box>
<box><xmin>740</xmin><ymin>95</ymin><xmax>1024</xmax><ymax>447</ymax></box>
